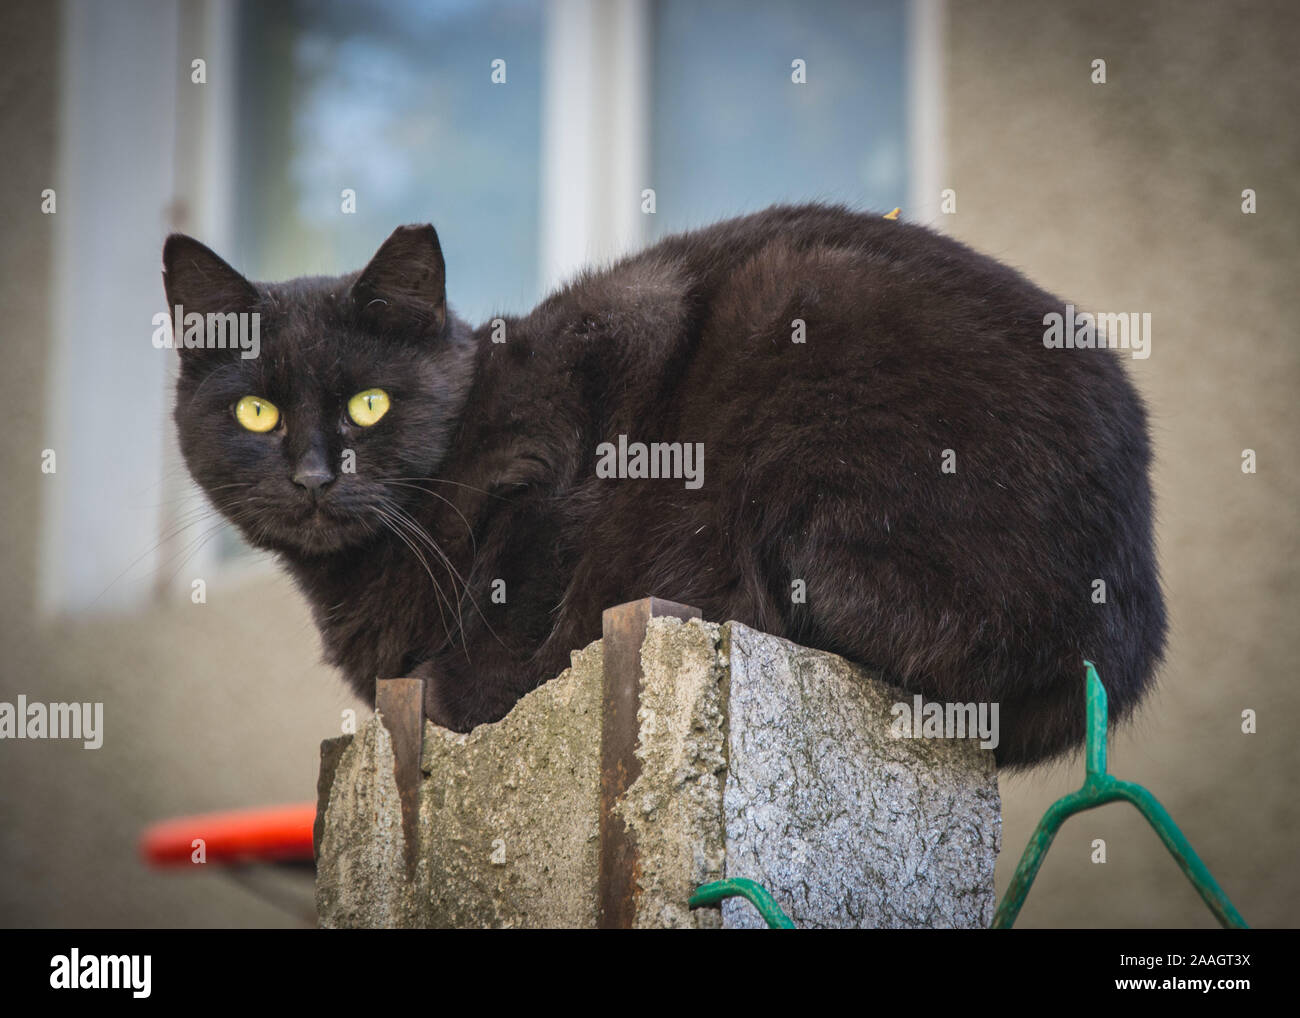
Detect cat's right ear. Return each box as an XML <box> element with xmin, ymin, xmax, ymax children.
<box><xmin>161</xmin><ymin>234</ymin><xmax>258</xmax><ymax>360</ymax></box>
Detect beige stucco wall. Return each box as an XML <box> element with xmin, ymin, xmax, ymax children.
<box><xmin>946</xmin><ymin>0</ymin><xmax>1299</xmax><ymax>927</ymax></box>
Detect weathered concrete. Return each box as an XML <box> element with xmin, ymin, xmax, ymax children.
<box><xmin>317</xmin><ymin>640</ymin><xmax>604</xmax><ymax>928</ymax></box>
<box><xmin>316</xmin><ymin>616</ymin><xmax>1001</xmax><ymax>928</ymax></box>
<box><xmin>618</xmin><ymin>617</ymin><xmax>729</xmax><ymax>928</ymax></box>
<box><xmin>414</xmin><ymin>637</ymin><xmax>605</xmax><ymax>928</ymax></box>
<box><xmin>720</xmin><ymin>621</ymin><xmax>1001</xmax><ymax>928</ymax></box>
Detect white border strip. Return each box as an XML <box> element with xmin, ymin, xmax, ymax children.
<box><xmin>539</xmin><ymin>0</ymin><xmax>650</xmax><ymax>293</ymax></box>
<box><xmin>907</xmin><ymin>0</ymin><xmax>947</xmax><ymax>229</ymax></box>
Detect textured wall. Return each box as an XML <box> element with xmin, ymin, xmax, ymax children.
<box><xmin>721</xmin><ymin>622</ymin><xmax>999</xmax><ymax>928</ymax></box>
<box><xmin>945</xmin><ymin>0</ymin><xmax>1300</xmax><ymax>927</ymax></box>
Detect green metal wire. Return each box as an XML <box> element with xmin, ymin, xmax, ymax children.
<box><xmin>992</xmin><ymin>660</ymin><xmax>1248</xmax><ymax>929</ymax></box>
<box><xmin>691</xmin><ymin>662</ymin><xmax>1245</xmax><ymax>930</ymax></box>
<box><xmin>690</xmin><ymin>878</ymin><xmax>797</xmax><ymax>928</ymax></box>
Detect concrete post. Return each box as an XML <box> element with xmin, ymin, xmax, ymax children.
<box><xmin>315</xmin><ymin>605</ymin><xmax>1001</xmax><ymax>928</ymax></box>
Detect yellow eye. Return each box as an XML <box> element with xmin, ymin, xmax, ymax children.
<box><xmin>348</xmin><ymin>388</ymin><xmax>390</xmax><ymax>427</ymax></box>
<box><xmin>234</xmin><ymin>396</ymin><xmax>280</xmax><ymax>433</ymax></box>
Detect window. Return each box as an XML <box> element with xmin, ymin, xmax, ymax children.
<box><xmin>649</xmin><ymin>0</ymin><xmax>909</xmax><ymax>238</ymax></box>
<box><xmin>232</xmin><ymin>0</ymin><xmax>544</xmax><ymax>323</ymax></box>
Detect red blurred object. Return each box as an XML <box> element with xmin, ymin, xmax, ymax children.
<box><xmin>141</xmin><ymin>802</ymin><xmax>317</xmax><ymax>867</ymax></box>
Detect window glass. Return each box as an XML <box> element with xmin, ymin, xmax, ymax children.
<box><xmin>650</xmin><ymin>0</ymin><xmax>908</xmax><ymax>236</ymax></box>
<box><xmin>234</xmin><ymin>0</ymin><xmax>543</xmax><ymax>324</ymax></box>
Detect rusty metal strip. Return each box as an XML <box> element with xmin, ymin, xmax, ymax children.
<box><xmin>375</xmin><ymin>677</ymin><xmax>425</xmax><ymax>877</ymax></box>
<box><xmin>598</xmin><ymin>597</ymin><xmax>702</xmax><ymax>928</ymax></box>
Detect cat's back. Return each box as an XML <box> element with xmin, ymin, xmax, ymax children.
<box><xmin>479</xmin><ymin>203</ymin><xmax>1164</xmax><ymax>766</ymax></box>
<box><xmin>619</xmin><ymin>205</ymin><xmax>1163</xmax><ymax>767</ymax></box>
<box><xmin>529</xmin><ymin>203</ymin><xmax>1147</xmax><ymax>488</ymax></box>
<box><xmin>645</xmin><ymin>202</ymin><xmax>1044</xmax><ymax>311</ymax></box>
<box><xmin>634</xmin><ymin>205</ymin><xmax>1133</xmax><ymax>436</ymax></box>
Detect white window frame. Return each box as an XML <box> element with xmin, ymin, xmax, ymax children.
<box><xmin>907</xmin><ymin>0</ymin><xmax>947</xmax><ymax>227</ymax></box>
<box><xmin>41</xmin><ymin>0</ymin><xmax>244</xmax><ymax>615</ymax></box>
<box><xmin>539</xmin><ymin>0</ymin><xmax>651</xmax><ymax>292</ymax></box>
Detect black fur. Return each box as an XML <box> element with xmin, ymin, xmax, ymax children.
<box><xmin>165</xmin><ymin>203</ymin><xmax>1166</xmax><ymax>768</ymax></box>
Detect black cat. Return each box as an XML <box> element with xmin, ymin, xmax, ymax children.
<box><xmin>164</xmin><ymin>203</ymin><xmax>1166</xmax><ymax>768</ymax></box>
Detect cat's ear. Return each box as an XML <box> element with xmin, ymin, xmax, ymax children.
<box><xmin>161</xmin><ymin>235</ymin><xmax>258</xmax><ymax>356</ymax></box>
<box><xmin>351</xmin><ymin>224</ymin><xmax>447</xmax><ymax>339</ymax></box>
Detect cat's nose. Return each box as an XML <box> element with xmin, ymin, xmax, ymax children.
<box><xmin>293</xmin><ymin>467</ymin><xmax>335</xmax><ymax>492</ymax></box>
<box><xmin>292</xmin><ymin>449</ymin><xmax>336</xmax><ymax>492</ymax></box>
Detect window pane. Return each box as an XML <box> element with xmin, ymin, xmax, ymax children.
<box><xmin>650</xmin><ymin>0</ymin><xmax>908</xmax><ymax>235</ymax></box>
<box><xmin>233</xmin><ymin>0</ymin><xmax>543</xmax><ymax>324</ymax></box>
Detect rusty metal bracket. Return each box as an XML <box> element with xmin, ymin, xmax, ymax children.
<box><xmin>375</xmin><ymin>677</ymin><xmax>426</xmax><ymax>877</ymax></box>
<box><xmin>598</xmin><ymin>597</ymin><xmax>702</xmax><ymax>928</ymax></box>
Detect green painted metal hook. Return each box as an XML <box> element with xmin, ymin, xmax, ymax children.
<box><xmin>690</xmin><ymin>878</ymin><xmax>797</xmax><ymax>928</ymax></box>
<box><xmin>992</xmin><ymin>660</ymin><xmax>1248</xmax><ymax>929</ymax></box>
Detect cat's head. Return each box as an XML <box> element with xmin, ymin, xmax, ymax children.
<box><xmin>164</xmin><ymin>225</ymin><xmax>476</xmax><ymax>557</ymax></box>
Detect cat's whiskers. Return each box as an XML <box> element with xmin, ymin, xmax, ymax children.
<box><xmin>84</xmin><ymin>488</ymin><xmax>256</xmax><ymax>607</ymax></box>
<box><xmin>375</xmin><ymin>475</ymin><xmax>506</xmax><ymax>500</ymax></box>
<box><xmin>142</xmin><ymin>482</ymin><xmax>252</xmax><ymax>511</ymax></box>
<box><xmin>369</xmin><ymin>502</ymin><xmax>457</xmax><ymax>646</ymax></box>
<box><xmin>376</xmin><ymin>479</ymin><xmax>478</xmax><ymax>556</ymax></box>
<box><xmin>151</xmin><ymin>500</ymin><xmax>266</xmax><ymax>589</ymax></box>
<box><xmin>374</xmin><ymin>496</ymin><xmax>510</xmax><ymax>658</ymax></box>
<box><xmin>372</xmin><ymin>496</ymin><xmax>466</xmax><ymax>652</ymax></box>
<box><xmin>157</xmin><ymin>516</ymin><xmax>248</xmax><ymax>586</ymax></box>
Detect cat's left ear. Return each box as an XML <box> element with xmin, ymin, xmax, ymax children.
<box><xmin>351</xmin><ymin>224</ymin><xmax>447</xmax><ymax>339</ymax></box>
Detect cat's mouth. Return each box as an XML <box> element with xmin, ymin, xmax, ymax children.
<box><xmin>294</xmin><ymin>501</ymin><xmax>335</xmax><ymax>525</ymax></box>
<box><xmin>294</xmin><ymin>499</ymin><xmax>376</xmax><ymax>553</ymax></box>
<box><xmin>242</xmin><ymin>497</ymin><xmax>378</xmax><ymax>556</ymax></box>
